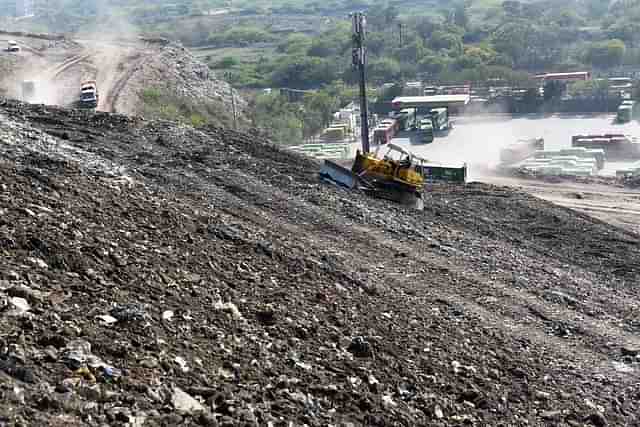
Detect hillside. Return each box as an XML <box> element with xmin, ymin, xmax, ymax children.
<box><xmin>0</xmin><ymin>100</ymin><xmax>639</xmax><ymax>425</ymax></box>
<box><xmin>0</xmin><ymin>34</ymin><xmax>243</xmax><ymax>127</ymax></box>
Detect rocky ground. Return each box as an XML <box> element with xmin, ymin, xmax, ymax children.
<box><xmin>1</xmin><ymin>100</ymin><xmax>640</xmax><ymax>426</ymax></box>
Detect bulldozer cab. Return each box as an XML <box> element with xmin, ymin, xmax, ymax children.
<box><xmin>353</xmin><ymin>144</ymin><xmax>427</xmax><ymax>192</ymax></box>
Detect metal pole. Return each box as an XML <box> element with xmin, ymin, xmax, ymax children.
<box><xmin>352</xmin><ymin>12</ymin><xmax>369</xmax><ymax>154</ymax></box>
<box><xmin>231</xmin><ymin>87</ymin><xmax>237</xmax><ymax>130</ymax></box>
<box><xmin>225</xmin><ymin>71</ymin><xmax>237</xmax><ymax>130</ymax></box>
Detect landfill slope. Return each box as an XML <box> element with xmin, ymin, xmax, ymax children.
<box><xmin>1</xmin><ymin>100</ymin><xmax>640</xmax><ymax>426</ymax></box>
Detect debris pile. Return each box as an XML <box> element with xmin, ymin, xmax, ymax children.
<box><xmin>0</xmin><ymin>100</ymin><xmax>640</xmax><ymax>425</ymax></box>
<box><xmin>118</xmin><ymin>42</ymin><xmax>245</xmax><ymax>117</ymax></box>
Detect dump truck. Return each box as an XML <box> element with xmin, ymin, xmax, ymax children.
<box><xmin>79</xmin><ymin>80</ymin><xmax>98</xmax><ymax>108</ymax></box>
<box><xmin>499</xmin><ymin>138</ymin><xmax>544</xmax><ymax>165</ymax></box>
<box><xmin>617</xmin><ymin>100</ymin><xmax>634</xmax><ymax>123</ymax></box>
<box><xmin>430</xmin><ymin>107</ymin><xmax>451</xmax><ymax>135</ymax></box>
<box><xmin>417</xmin><ymin>118</ymin><xmax>434</xmax><ymax>144</ymax></box>
<box><xmin>7</xmin><ymin>41</ymin><xmax>19</xmax><ymax>52</ymax></box>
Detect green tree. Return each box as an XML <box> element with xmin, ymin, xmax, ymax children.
<box><xmin>585</xmin><ymin>39</ymin><xmax>626</xmax><ymax>67</ymax></box>
<box><xmin>303</xmin><ymin>91</ymin><xmax>339</xmax><ymax>128</ymax></box>
<box><xmin>418</xmin><ymin>55</ymin><xmax>449</xmax><ymax>76</ymax></box>
<box><xmin>366</xmin><ymin>57</ymin><xmax>402</xmax><ymax>83</ymax></box>
<box><xmin>429</xmin><ymin>30</ymin><xmax>463</xmax><ymax>54</ymax></box>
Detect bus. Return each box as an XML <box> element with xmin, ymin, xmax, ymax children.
<box><xmin>430</xmin><ymin>108</ymin><xmax>450</xmax><ymax>133</ymax></box>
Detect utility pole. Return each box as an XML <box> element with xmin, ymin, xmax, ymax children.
<box><xmin>398</xmin><ymin>22</ymin><xmax>403</xmax><ymax>48</ymax></box>
<box><xmin>224</xmin><ymin>71</ymin><xmax>237</xmax><ymax>130</ymax></box>
<box><xmin>351</xmin><ymin>12</ymin><xmax>369</xmax><ymax>154</ymax></box>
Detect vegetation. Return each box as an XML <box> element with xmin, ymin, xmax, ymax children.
<box><xmin>248</xmin><ymin>82</ymin><xmax>359</xmax><ymax>145</ymax></box>
<box><xmin>140</xmin><ymin>87</ymin><xmax>233</xmax><ymax>128</ymax></box>
<box><xmin>8</xmin><ymin>0</ymin><xmax>640</xmax><ymax>143</ymax></box>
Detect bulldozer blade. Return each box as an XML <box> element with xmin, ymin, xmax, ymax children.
<box><xmin>319</xmin><ymin>160</ymin><xmax>360</xmax><ymax>189</ymax></box>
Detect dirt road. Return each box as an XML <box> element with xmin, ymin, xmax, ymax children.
<box><xmin>478</xmin><ymin>174</ymin><xmax>640</xmax><ymax>233</ymax></box>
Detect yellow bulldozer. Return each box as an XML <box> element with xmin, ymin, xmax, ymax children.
<box><xmin>320</xmin><ymin>144</ymin><xmax>427</xmax><ymax>209</ymax></box>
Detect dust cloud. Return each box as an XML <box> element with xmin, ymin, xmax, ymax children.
<box><xmin>391</xmin><ymin>113</ymin><xmax>640</xmax><ymax>180</ymax></box>
<box><xmin>77</xmin><ymin>13</ymin><xmax>140</xmax><ymax>112</ymax></box>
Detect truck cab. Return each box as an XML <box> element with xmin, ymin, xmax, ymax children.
<box><xmin>418</xmin><ymin>118</ymin><xmax>434</xmax><ymax>143</ymax></box>
<box><xmin>7</xmin><ymin>41</ymin><xmax>20</xmax><ymax>52</ymax></box>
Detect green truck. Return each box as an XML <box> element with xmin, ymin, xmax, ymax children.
<box><xmin>417</xmin><ymin>118</ymin><xmax>434</xmax><ymax>143</ymax></box>
<box><xmin>429</xmin><ymin>107</ymin><xmax>451</xmax><ymax>135</ymax></box>
<box><xmin>617</xmin><ymin>100</ymin><xmax>634</xmax><ymax>123</ymax></box>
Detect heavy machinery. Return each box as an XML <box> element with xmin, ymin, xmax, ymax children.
<box><xmin>79</xmin><ymin>80</ymin><xmax>98</xmax><ymax>108</ymax></box>
<box><xmin>617</xmin><ymin>100</ymin><xmax>634</xmax><ymax>123</ymax></box>
<box><xmin>417</xmin><ymin>118</ymin><xmax>434</xmax><ymax>144</ymax></box>
<box><xmin>320</xmin><ymin>143</ymin><xmax>467</xmax><ymax>209</ymax></box>
<box><xmin>499</xmin><ymin>137</ymin><xmax>544</xmax><ymax>164</ymax></box>
<box><xmin>351</xmin><ymin>144</ymin><xmax>428</xmax><ymax>207</ymax></box>
<box><xmin>430</xmin><ymin>107</ymin><xmax>451</xmax><ymax>135</ymax></box>
<box><xmin>7</xmin><ymin>41</ymin><xmax>19</xmax><ymax>52</ymax></box>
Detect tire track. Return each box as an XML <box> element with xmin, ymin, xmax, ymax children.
<box><xmin>101</xmin><ymin>57</ymin><xmax>144</xmax><ymax>113</ymax></box>
<box><xmin>48</xmin><ymin>53</ymin><xmax>92</xmax><ymax>80</ymax></box>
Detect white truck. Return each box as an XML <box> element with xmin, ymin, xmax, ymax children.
<box><xmin>79</xmin><ymin>80</ymin><xmax>98</xmax><ymax>108</ymax></box>
<box><xmin>7</xmin><ymin>40</ymin><xmax>20</xmax><ymax>52</ymax></box>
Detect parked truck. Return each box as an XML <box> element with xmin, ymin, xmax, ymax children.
<box><xmin>429</xmin><ymin>107</ymin><xmax>451</xmax><ymax>135</ymax></box>
<box><xmin>617</xmin><ymin>100</ymin><xmax>634</xmax><ymax>123</ymax></box>
<box><xmin>417</xmin><ymin>118</ymin><xmax>434</xmax><ymax>143</ymax></box>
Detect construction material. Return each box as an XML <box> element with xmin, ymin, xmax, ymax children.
<box><xmin>290</xmin><ymin>143</ymin><xmax>351</xmax><ymax>160</ymax></box>
<box><xmin>533</xmin><ymin>147</ymin><xmax>605</xmax><ymax>170</ymax></box>
<box><xmin>515</xmin><ymin>147</ymin><xmax>605</xmax><ymax>176</ymax></box>
<box><xmin>572</xmin><ymin>134</ymin><xmax>640</xmax><ymax>159</ymax></box>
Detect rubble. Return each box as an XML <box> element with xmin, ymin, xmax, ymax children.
<box><xmin>0</xmin><ymin>100</ymin><xmax>639</xmax><ymax>424</ymax></box>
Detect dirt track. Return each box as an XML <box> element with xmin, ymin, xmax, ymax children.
<box><xmin>479</xmin><ymin>174</ymin><xmax>640</xmax><ymax>233</ymax></box>
<box><xmin>1</xmin><ymin>100</ymin><xmax>640</xmax><ymax>425</ymax></box>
